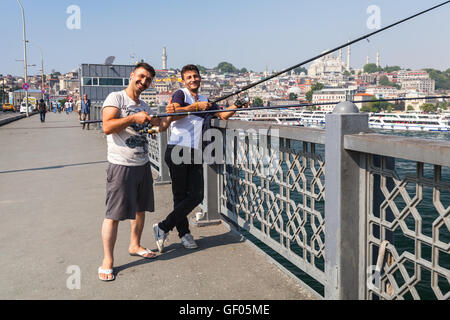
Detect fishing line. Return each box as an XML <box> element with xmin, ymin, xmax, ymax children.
<box><xmin>211</xmin><ymin>1</ymin><xmax>450</xmax><ymax>103</ymax></box>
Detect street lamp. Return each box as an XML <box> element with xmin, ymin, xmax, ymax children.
<box><xmin>30</xmin><ymin>43</ymin><xmax>45</xmax><ymax>100</ymax></box>
<box><xmin>16</xmin><ymin>0</ymin><xmax>29</xmax><ymax>117</ymax></box>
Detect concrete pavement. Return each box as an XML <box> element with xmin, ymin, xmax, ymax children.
<box><xmin>0</xmin><ymin>112</ymin><xmax>314</xmax><ymax>300</ymax></box>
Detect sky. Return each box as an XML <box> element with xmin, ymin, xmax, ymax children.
<box><xmin>1</xmin><ymin>0</ymin><xmax>449</xmax><ymax>76</ymax></box>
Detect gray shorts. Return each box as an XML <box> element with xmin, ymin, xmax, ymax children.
<box><xmin>105</xmin><ymin>162</ymin><xmax>155</xmax><ymax>221</ymax></box>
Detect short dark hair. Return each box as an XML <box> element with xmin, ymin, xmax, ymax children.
<box><xmin>134</xmin><ymin>62</ymin><xmax>155</xmax><ymax>78</ymax></box>
<box><xmin>181</xmin><ymin>64</ymin><xmax>200</xmax><ymax>80</ymax></box>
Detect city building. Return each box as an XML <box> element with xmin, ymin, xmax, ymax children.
<box><xmin>312</xmin><ymin>86</ymin><xmax>358</xmax><ymax>111</ymax></box>
<box><xmin>353</xmin><ymin>92</ymin><xmax>376</xmax><ymax>110</ymax></box>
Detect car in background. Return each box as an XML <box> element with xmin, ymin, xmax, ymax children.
<box><xmin>2</xmin><ymin>103</ymin><xmax>16</xmax><ymax>112</ymax></box>
<box><xmin>19</xmin><ymin>102</ymin><xmax>33</xmax><ymax>113</ymax></box>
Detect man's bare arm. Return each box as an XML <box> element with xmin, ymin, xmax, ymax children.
<box><xmin>102</xmin><ymin>106</ymin><xmax>154</xmax><ymax>135</ymax></box>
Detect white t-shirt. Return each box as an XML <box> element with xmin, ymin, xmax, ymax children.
<box><xmin>102</xmin><ymin>90</ymin><xmax>156</xmax><ymax>166</ymax></box>
<box><xmin>168</xmin><ymin>88</ymin><xmax>210</xmax><ymax>150</ymax></box>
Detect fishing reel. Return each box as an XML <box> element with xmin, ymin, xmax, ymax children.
<box><xmin>138</xmin><ymin>126</ymin><xmax>160</xmax><ymax>137</ymax></box>
<box><xmin>234</xmin><ymin>96</ymin><xmax>250</xmax><ymax>108</ymax></box>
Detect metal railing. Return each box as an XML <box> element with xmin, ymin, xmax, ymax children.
<box><xmin>117</xmin><ymin>100</ymin><xmax>449</xmax><ymax>299</ymax></box>
<box><xmin>193</xmin><ymin>104</ymin><xmax>450</xmax><ymax>300</ymax></box>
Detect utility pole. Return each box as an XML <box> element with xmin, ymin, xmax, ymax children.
<box><xmin>17</xmin><ymin>0</ymin><xmax>29</xmax><ymax>117</ymax></box>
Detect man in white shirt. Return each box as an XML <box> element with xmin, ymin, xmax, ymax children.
<box><xmin>98</xmin><ymin>62</ymin><xmax>171</xmax><ymax>281</ymax></box>
<box><xmin>153</xmin><ymin>64</ymin><xmax>247</xmax><ymax>252</ymax></box>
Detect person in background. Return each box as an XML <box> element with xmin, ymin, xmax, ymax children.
<box><xmin>38</xmin><ymin>99</ymin><xmax>47</xmax><ymax>123</ymax></box>
<box><xmin>76</xmin><ymin>98</ymin><xmax>82</xmax><ymax>120</ymax></box>
<box><xmin>81</xmin><ymin>94</ymin><xmax>91</xmax><ymax>130</ymax></box>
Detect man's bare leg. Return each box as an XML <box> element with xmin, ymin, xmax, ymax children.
<box><xmin>100</xmin><ymin>218</ymin><xmax>119</xmax><ymax>280</ymax></box>
<box><xmin>129</xmin><ymin>211</ymin><xmax>154</xmax><ymax>257</ymax></box>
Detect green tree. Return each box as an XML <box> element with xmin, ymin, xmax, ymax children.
<box><xmin>383</xmin><ymin>65</ymin><xmax>401</xmax><ymax>73</ymax></box>
<box><xmin>289</xmin><ymin>93</ymin><xmax>298</xmax><ymax>100</ymax></box>
<box><xmin>305</xmin><ymin>90</ymin><xmax>313</xmax><ymax>103</ymax></box>
<box><xmin>437</xmin><ymin>101</ymin><xmax>448</xmax><ymax>110</ymax></box>
<box><xmin>252</xmin><ymin>97</ymin><xmax>264</xmax><ymax>107</ymax></box>
<box><xmin>363</xmin><ymin>63</ymin><xmax>382</xmax><ymax>74</ymax></box>
<box><xmin>293</xmin><ymin>67</ymin><xmax>307</xmax><ymax>75</ymax></box>
<box><xmin>311</xmin><ymin>82</ymin><xmax>324</xmax><ymax>91</ymax></box>
<box><xmin>379</xmin><ymin>75</ymin><xmax>401</xmax><ymax>89</ymax></box>
<box><xmin>216</xmin><ymin>62</ymin><xmax>238</xmax><ymax>74</ymax></box>
<box><xmin>195</xmin><ymin>65</ymin><xmax>207</xmax><ymax>74</ymax></box>
<box><xmin>361</xmin><ymin>105</ymin><xmax>379</xmax><ymax>113</ymax></box>
<box><xmin>424</xmin><ymin>68</ymin><xmax>450</xmax><ymax>90</ymax></box>
<box><xmin>419</xmin><ymin>103</ymin><xmax>436</xmax><ymax>113</ymax></box>
<box><xmin>407</xmin><ymin>105</ymin><xmax>415</xmax><ymax>111</ymax></box>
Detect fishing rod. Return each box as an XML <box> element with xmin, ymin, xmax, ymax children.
<box><xmin>211</xmin><ymin>0</ymin><xmax>450</xmax><ymax>104</ymax></box>
<box><xmin>80</xmin><ymin>95</ymin><xmax>449</xmax><ymax>133</ymax></box>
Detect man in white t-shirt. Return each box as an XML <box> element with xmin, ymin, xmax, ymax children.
<box><xmin>152</xmin><ymin>64</ymin><xmax>247</xmax><ymax>252</ymax></box>
<box><xmin>98</xmin><ymin>62</ymin><xmax>172</xmax><ymax>281</ymax></box>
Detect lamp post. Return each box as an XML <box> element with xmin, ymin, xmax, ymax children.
<box><xmin>16</xmin><ymin>0</ymin><xmax>29</xmax><ymax>117</ymax></box>
<box><xmin>30</xmin><ymin>43</ymin><xmax>45</xmax><ymax>100</ymax></box>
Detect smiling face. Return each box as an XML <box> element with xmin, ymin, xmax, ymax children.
<box><xmin>130</xmin><ymin>67</ymin><xmax>153</xmax><ymax>94</ymax></box>
<box><xmin>182</xmin><ymin>70</ymin><xmax>201</xmax><ymax>94</ymax></box>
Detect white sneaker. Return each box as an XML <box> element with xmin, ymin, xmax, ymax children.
<box><xmin>181</xmin><ymin>233</ymin><xmax>198</xmax><ymax>249</ymax></box>
<box><xmin>153</xmin><ymin>223</ymin><xmax>168</xmax><ymax>253</ymax></box>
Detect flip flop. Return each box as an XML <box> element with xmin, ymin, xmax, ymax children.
<box><xmin>129</xmin><ymin>248</ymin><xmax>157</xmax><ymax>259</ymax></box>
<box><xmin>98</xmin><ymin>267</ymin><xmax>115</xmax><ymax>281</ymax></box>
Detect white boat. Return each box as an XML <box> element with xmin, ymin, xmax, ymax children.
<box><xmin>368</xmin><ymin>112</ymin><xmax>450</xmax><ymax>132</ymax></box>
<box><xmin>230</xmin><ymin>109</ymin><xmax>303</xmax><ymax>126</ymax></box>
<box><xmin>231</xmin><ymin>108</ymin><xmax>450</xmax><ymax>132</ymax></box>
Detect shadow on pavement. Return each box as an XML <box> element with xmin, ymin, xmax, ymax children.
<box><xmin>114</xmin><ymin>231</ymin><xmax>244</xmax><ymax>275</ymax></box>
<box><xmin>0</xmin><ymin>160</ymin><xmax>107</xmax><ymax>174</ymax></box>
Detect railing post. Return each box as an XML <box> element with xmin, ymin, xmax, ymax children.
<box><xmin>154</xmin><ymin>103</ymin><xmax>171</xmax><ymax>185</ymax></box>
<box><xmin>324</xmin><ymin>101</ymin><xmax>369</xmax><ymax>299</ymax></box>
<box><xmin>192</xmin><ymin>121</ymin><xmax>222</xmax><ymax>227</ymax></box>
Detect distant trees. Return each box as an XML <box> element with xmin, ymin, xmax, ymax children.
<box><xmin>363</xmin><ymin>63</ymin><xmax>382</xmax><ymax>74</ymax></box>
<box><xmin>293</xmin><ymin>67</ymin><xmax>307</xmax><ymax>75</ymax></box>
<box><xmin>363</xmin><ymin>64</ymin><xmax>402</xmax><ymax>74</ymax></box>
<box><xmin>289</xmin><ymin>93</ymin><xmax>298</xmax><ymax>100</ymax></box>
<box><xmin>252</xmin><ymin>97</ymin><xmax>264</xmax><ymax>107</ymax></box>
<box><xmin>305</xmin><ymin>82</ymin><xmax>324</xmax><ymax>103</ymax></box>
<box><xmin>360</xmin><ymin>97</ymin><xmax>395</xmax><ymax>113</ymax></box>
<box><xmin>379</xmin><ymin>75</ymin><xmax>401</xmax><ymax>89</ymax></box>
<box><xmin>420</xmin><ymin>103</ymin><xmax>436</xmax><ymax>113</ymax></box>
<box><xmin>424</xmin><ymin>68</ymin><xmax>450</xmax><ymax>90</ymax></box>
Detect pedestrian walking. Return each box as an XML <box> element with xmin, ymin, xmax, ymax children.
<box><xmin>38</xmin><ymin>99</ymin><xmax>47</xmax><ymax>123</ymax></box>
<box><xmin>81</xmin><ymin>94</ymin><xmax>91</xmax><ymax>130</ymax></box>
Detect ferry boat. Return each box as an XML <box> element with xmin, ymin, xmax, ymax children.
<box><xmin>230</xmin><ymin>109</ymin><xmax>303</xmax><ymax>126</ymax></box>
<box><xmin>231</xmin><ymin>109</ymin><xmax>450</xmax><ymax>132</ymax></box>
<box><xmin>368</xmin><ymin>112</ymin><xmax>450</xmax><ymax>132</ymax></box>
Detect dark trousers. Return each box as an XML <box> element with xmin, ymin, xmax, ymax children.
<box><xmin>40</xmin><ymin>112</ymin><xmax>46</xmax><ymax>122</ymax></box>
<box><xmin>159</xmin><ymin>145</ymin><xmax>204</xmax><ymax>238</ymax></box>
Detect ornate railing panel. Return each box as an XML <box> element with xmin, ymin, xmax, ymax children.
<box><xmin>365</xmin><ymin>156</ymin><xmax>449</xmax><ymax>300</ymax></box>
<box><xmin>216</xmin><ymin>122</ymin><xmax>327</xmax><ymax>293</ymax></box>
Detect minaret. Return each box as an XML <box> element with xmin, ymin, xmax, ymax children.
<box><xmin>376</xmin><ymin>51</ymin><xmax>380</xmax><ymax>67</ymax></box>
<box><xmin>162</xmin><ymin>47</ymin><xmax>167</xmax><ymax>70</ymax></box>
<box><xmin>346</xmin><ymin>40</ymin><xmax>351</xmax><ymax>71</ymax></box>
<box><xmin>366</xmin><ymin>55</ymin><xmax>370</xmax><ymax>65</ymax></box>
<box><xmin>339</xmin><ymin>48</ymin><xmax>343</xmax><ymax>62</ymax></box>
